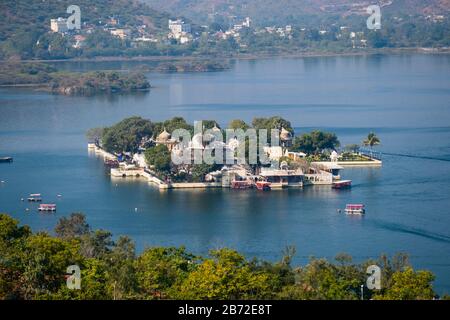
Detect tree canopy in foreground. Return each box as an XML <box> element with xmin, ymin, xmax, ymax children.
<box><xmin>0</xmin><ymin>213</ymin><xmax>439</xmax><ymax>300</ymax></box>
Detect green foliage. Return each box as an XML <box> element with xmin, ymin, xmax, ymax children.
<box><xmin>363</xmin><ymin>132</ymin><xmax>381</xmax><ymax>148</ymax></box>
<box><xmin>0</xmin><ymin>63</ymin><xmax>150</xmax><ymax>96</ymax></box>
<box><xmin>55</xmin><ymin>213</ymin><xmax>90</xmax><ymax>240</ymax></box>
<box><xmin>105</xmin><ymin>236</ymin><xmax>138</xmax><ymax>299</ymax></box>
<box><xmin>135</xmin><ymin>247</ymin><xmax>196</xmax><ymax>299</ymax></box>
<box><xmin>228</xmin><ymin>119</ymin><xmax>250</xmax><ymax>130</ymax></box>
<box><xmin>252</xmin><ymin>116</ymin><xmax>293</xmax><ymax>133</ymax></box>
<box><xmin>191</xmin><ymin>164</ymin><xmax>219</xmax><ymax>182</ymax></box>
<box><xmin>252</xmin><ymin>116</ymin><xmax>293</xmax><ymax>144</ymax></box>
<box><xmin>373</xmin><ymin>267</ymin><xmax>435</xmax><ymax>300</ymax></box>
<box><xmin>292</xmin><ymin>130</ymin><xmax>340</xmax><ymax>154</ymax></box>
<box><xmin>0</xmin><ymin>213</ymin><xmax>440</xmax><ymax>300</ymax></box>
<box><xmin>0</xmin><ymin>0</ymin><xmax>170</xmax><ymax>59</ymax></box>
<box><xmin>152</xmin><ymin>117</ymin><xmax>194</xmax><ymax>138</ymax></box>
<box><xmin>144</xmin><ymin>144</ymin><xmax>172</xmax><ymax>173</ymax></box>
<box><xmin>174</xmin><ymin>248</ymin><xmax>273</xmax><ymax>300</ymax></box>
<box><xmin>50</xmin><ymin>71</ymin><xmax>150</xmax><ymax>95</ymax></box>
<box><xmin>86</xmin><ymin>127</ymin><xmax>105</xmax><ymax>144</ymax></box>
<box><xmin>0</xmin><ymin>63</ymin><xmax>55</xmax><ymax>86</ymax></box>
<box><xmin>102</xmin><ymin>116</ymin><xmax>153</xmax><ymax>153</ymax></box>
<box><xmin>1</xmin><ymin>0</ymin><xmax>449</xmax><ymax>60</ymax></box>
<box><xmin>281</xmin><ymin>257</ymin><xmax>362</xmax><ymax>300</ymax></box>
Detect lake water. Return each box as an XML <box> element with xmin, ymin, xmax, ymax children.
<box><xmin>1</xmin><ymin>54</ymin><xmax>450</xmax><ymax>293</ymax></box>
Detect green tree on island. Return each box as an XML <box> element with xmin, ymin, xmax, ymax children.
<box><xmin>144</xmin><ymin>144</ymin><xmax>172</xmax><ymax>173</ymax></box>
<box><xmin>291</xmin><ymin>130</ymin><xmax>340</xmax><ymax>155</ymax></box>
<box><xmin>102</xmin><ymin>117</ymin><xmax>153</xmax><ymax>154</ymax></box>
<box><xmin>363</xmin><ymin>132</ymin><xmax>381</xmax><ymax>149</ymax></box>
<box><xmin>228</xmin><ymin>119</ymin><xmax>250</xmax><ymax>131</ymax></box>
<box><xmin>152</xmin><ymin>117</ymin><xmax>194</xmax><ymax>138</ymax></box>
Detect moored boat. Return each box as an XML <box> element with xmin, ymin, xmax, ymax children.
<box><xmin>255</xmin><ymin>181</ymin><xmax>271</xmax><ymax>191</ymax></box>
<box><xmin>28</xmin><ymin>193</ymin><xmax>42</xmax><ymax>202</ymax></box>
<box><xmin>0</xmin><ymin>157</ymin><xmax>13</xmax><ymax>163</ymax></box>
<box><xmin>344</xmin><ymin>204</ymin><xmax>365</xmax><ymax>215</ymax></box>
<box><xmin>38</xmin><ymin>204</ymin><xmax>56</xmax><ymax>212</ymax></box>
<box><xmin>104</xmin><ymin>158</ymin><xmax>119</xmax><ymax>168</ymax></box>
<box><xmin>332</xmin><ymin>180</ymin><xmax>352</xmax><ymax>189</ymax></box>
<box><xmin>231</xmin><ymin>180</ymin><xmax>253</xmax><ymax>189</ymax></box>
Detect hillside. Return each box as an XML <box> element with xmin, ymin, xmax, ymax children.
<box><xmin>142</xmin><ymin>0</ymin><xmax>450</xmax><ymax>25</ymax></box>
<box><xmin>0</xmin><ymin>0</ymin><xmax>171</xmax><ymax>59</ymax></box>
<box><xmin>1</xmin><ymin>0</ymin><xmax>172</xmax><ymax>36</ymax></box>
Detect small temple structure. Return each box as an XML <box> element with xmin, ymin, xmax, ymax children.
<box><xmin>155</xmin><ymin>128</ymin><xmax>178</xmax><ymax>151</ymax></box>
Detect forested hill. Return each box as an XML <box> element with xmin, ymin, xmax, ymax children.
<box><xmin>0</xmin><ymin>0</ymin><xmax>171</xmax><ymax>58</ymax></box>
<box><xmin>142</xmin><ymin>0</ymin><xmax>450</xmax><ymax>25</ymax></box>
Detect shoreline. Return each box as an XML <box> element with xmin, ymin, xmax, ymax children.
<box><xmin>4</xmin><ymin>47</ymin><xmax>450</xmax><ymax>64</ymax></box>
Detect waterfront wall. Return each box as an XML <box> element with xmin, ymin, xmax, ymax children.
<box><xmin>337</xmin><ymin>159</ymin><xmax>382</xmax><ymax>166</ymax></box>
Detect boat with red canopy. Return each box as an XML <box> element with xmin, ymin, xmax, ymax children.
<box><xmin>255</xmin><ymin>181</ymin><xmax>271</xmax><ymax>191</ymax></box>
<box><xmin>231</xmin><ymin>180</ymin><xmax>253</xmax><ymax>189</ymax></box>
<box><xmin>345</xmin><ymin>204</ymin><xmax>365</xmax><ymax>215</ymax></box>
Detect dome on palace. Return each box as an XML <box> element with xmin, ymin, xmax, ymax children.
<box><xmin>280</xmin><ymin>127</ymin><xmax>292</xmax><ymax>140</ymax></box>
<box><xmin>211</xmin><ymin>124</ymin><xmax>221</xmax><ymax>132</ymax></box>
<box><xmin>157</xmin><ymin>128</ymin><xmax>171</xmax><ymax>142</ymax></box>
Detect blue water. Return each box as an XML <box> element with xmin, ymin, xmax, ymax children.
<box><xmin>1</xmin><ymin>54</ymin><xmax>450</xmax><ymax>293</ymax></box>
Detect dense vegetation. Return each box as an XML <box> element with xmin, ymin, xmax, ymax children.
<box><xmin>101</xmin><ymin>117</ymin><xmax>154</xmax><ymax>154</ymax></box>
<box><xmin>0</xmin><ymin>0</ymin><xmax>170</xmax><ymax>59</ymax></box>
<box><xmin>0</xmin><ymin>63</ymin><xmax>56</xmax><ymax>85</ymax></box>
<box><xmin>151</xmin><ymin>60</ymin><xmax>230</xmax><ymax>73</ymax></box>
<box><xmin>291</xmin><ymin>130</ymin><xmax>340</xmax><ymax>155</ymax></box>
<box><xmin>1</xmin><ymin>0</ymin><xmax>449</xmax><ymax>60</ymax></box>
<box><xmin>0</xmin><ymin>63</ymin><xmax>150</xmax><ymax>95</ymax></box>
<box><xmin>0</xmin><ymin>213</ymin><xmax>439</xmax><ymax>300</ymax></box>
<box><xmin>142</xmin><ymin>0</ymin><xmax>450</xmax><ymax>26</ymax></box>
<box><xmin>50</xmin><ymin>71</ymin><xmax>150</xmax><ymax>95</ymax></box>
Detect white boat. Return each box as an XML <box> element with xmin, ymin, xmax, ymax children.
<box><xmin>345</xmin><ymin>204</ymin><xmax>365</xmax><ymax>215</ymax></box>
<box><xmin>28</xmin><ymin>193</ymin><xmax>42</xmax><ymax>202</ymax></box>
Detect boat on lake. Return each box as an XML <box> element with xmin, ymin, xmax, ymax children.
<box><xmin>255</xmin><ymin>181</ymin><xmax>271</xmax><ymax>191</ymax></box>
<box><xmin>0</xmin><ymin>157</ymin><xmax>13</xmax><ymax>163</ymax></box>
<box><xmin>104</xmin><ymin>158</ymin><xmax>119</xmax><ymax>168</ymax></box>
<box><xmin>38</xmin><ymin>204</ymin><xmax>56</xmax><ymax>212</ymax></box>
<box><xmin>231</xmin><ymin>180</ymin><xmax>253</xmax><ymax>189</ymax></box>
<box><xmin>344</xmin><ymin>204</ymin><xmax>365</xmax><ymax>215</ymax></box>
<box><xmin>28</xmin><ymin>193</ymin><xmax>42</xmax><ymax>202</ymax></box>
<box><xmin>332</xmin><ymin>180</ymin><xmax>352</xmax><ymax>189</ymax></box>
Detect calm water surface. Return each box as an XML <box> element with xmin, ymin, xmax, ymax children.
<box><xmin>1</xmin><ymin>54</ymin><xmax>450</xmax><ymax>293</ymax></box>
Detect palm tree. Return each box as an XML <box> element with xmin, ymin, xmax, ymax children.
<box><xmin>363</xmin><ymin>132</ymin><xmax>381</xmax><ymax>149</ymax></box>
<box><xmin>363</xmin><ymin>132</ymin><xmax>381</xmax><ymax>159</ymax></box>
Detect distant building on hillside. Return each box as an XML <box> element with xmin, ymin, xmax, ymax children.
<box><xmin>168</xmin><ymin>19</ymin><xmax>191</xmax><ymax>35</ymax></box>
<box><xmin>110</xmin><ymin>28</ymin><xmax>131</xmax><ymax>39</ymax></box>
<box><xmin>72</xmin><ymin>35</ymin><xmax>86</xmax><ymax>48</ymax></box>
<box><xmin>50</xmin><ymin>18</ymin><xmax>68</xmax><ymax>33</ymax></box>
<box><xmin>168</xmin><ymin>19</ymin><xmax>192</xmax><ymax>43</ymax></box>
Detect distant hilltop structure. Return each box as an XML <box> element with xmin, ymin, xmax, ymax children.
<box><xmin>169</xmin><ymin>19</ymin><xmax>191</xmax><ymax>34</ymax></box>
<box><xmin>110</xmin><ymin>28</ymin><xmax>131</xmax><ymax>39</ymax></box>
<box><xmin>168</xmin><ymin>19</ymin><xmax>192</xmax><ymax>44</ymax></box>
<box><xmin>50</xmin><ymin>18</ymin><xmax>68</xmax><ymax>33</ymax></box>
